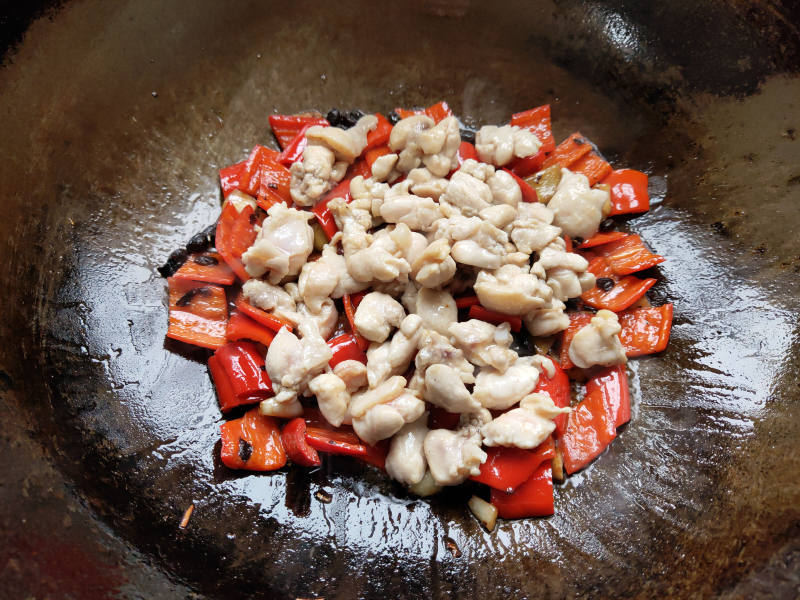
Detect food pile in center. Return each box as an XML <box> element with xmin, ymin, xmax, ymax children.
<box><xmin>160</xmin><ymin>101</ymin><xmax>673</xmax><ymax>528</ymax></box>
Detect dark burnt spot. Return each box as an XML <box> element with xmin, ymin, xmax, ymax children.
<box><xmin>711</xmin><ymin>221</ymin><xmax>730</xmax><ymax>236</ymax></box>
<box><xmin>175</xmin><ymin>286</ymin><xmax>212</xmax><ymax>307</ymax></box>
<box><xmin>783</xmin><ymin>128</ymin><xmax>796</xmax><ymax>141</ymax></box>
<box><xmin>267</xmin><ymin>183</ymin><xmax>278</xmax><ymax>190</ymax></box>
<box><xmin>249</xmin><ymin>212</ymin><xmax>258</xmax><ymax>225</ymax></box>
<box><xmin>753</xmin><ymin>244</ymin><xmax>767</xmax><ymax>255</ymax></box>
<box><xmin>597</xmin><ymin>277</ymin><xmax>615</xmax><ymax>292</ymax></box>
<box><xmin>157</xmin><ymin>248</ymin><xmax>188</xmax><ymax>278</ymax></box>
<box><xmin>192</xmin><ymin>254</ymin><xmax>218</xmax><ymax>266</ymax></box>
<box><xmin>444</xmin><ymin>537</ymin><xmax>462</xmax><ymax>558</ymax></box>
<box><xmin>238</xmin><ymin>438</ymin><xmax>253</xmax><ymax>462</ymax></box>
<box><xmin>788</xmin><ymin>174</ymin><xmax>800</xmax><ymax>186</ymax></box>
<box><xmin>387</xmin><ymin>111</ymin><xmax>401</xmax><ymax>125</ymax></box>
<box><xmin>186</xmin><ymin>223</ymin><xmax>216</xmax><ymax>253</ymax></box>
<box><xmin>599</xmin><ymin>218</ymin><xmax>616</xmax><ymax>232</ymax></box>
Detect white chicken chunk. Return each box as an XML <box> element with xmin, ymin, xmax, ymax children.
<box><xmin>535</xmin><ymin>237</ymin><xmax>595</xmax><ymax>301</ymax></box>
<box><xmin>264</xmin><ymin>324</ymin><xmax>333</xmax><ymax>405</ymax></box>
<box><xmin>523</xmin><ymin>297</ymin><xmax>571</xmax><ymax>337</ymax></box>
<box><xmin>475</xmin><ymin>125</ymin><xmax>541</xmax><ymax>166</ymax></box>
<box><xmin>298</xmin><ymin>245</ymin><xmax>342</xmax><ymax>311</ymax></box>
<box><xmin>473</xmin><ymin>264</ymin><xmax>552</xmax><ymax>316</ymax></box>
<box><xmin>366</xmin><ymin>314</ymin><xmax>423</xmax><ymax>387</ymax></box>
<box><xmin>472</xmin><ymin>355</ymin><xmax>541</xmax><ymax>410</ymax></box>
<box><xmin>568</xmin><ymin>309</ymin><xmax>627</xmax><ymax>368</ymax></box>
<box><xmin>414</xmin><ymin>288</ymin><xmax>457</xmax><ymax>336</ymax></box>
<box><xmin>510</xmin><ymin>202</ymin><xmax>562</xmax><ymax>254</ymax></box>
<box><xmin>242</xmin><ymin>204</ymin><xmax>314</xmax><ymax>283</ymax></box>
<box><xmin>423</xmin><ymin>364</ymin><xmax>481</xmax><ymax>413</ymax></box>
<box><xmin>414</xmin><ymin>329</ymin><xmax>475</xmax><ymax>385</ymax></box>
<box><xmin>353</xmin><ymin>291</ymin><xmax>406</xmax><ymax>343</ymax></box>
<box><xmin>259</xmin><ymin>396</ymin><xmax>304</xmax><ymax>419</ymax></box>
<box><xmin>406</xmin><ymin>167</ymin><xmax>449</xmax><ymax>201</ymax></box>
<box><xmin>380</xmin><ymin>194</ymin><xmax>443</xmax><ymax>231</ymax></box>
<box><xmin>448</xmin><ymin>319</ymin><xmax>517</xmax><ymax>373</ymax></box>
<box><xmin>481</xmin><ymin>393</ymin><xmax>570</xmax><ymax>448</ymax></box>
<box><xmin>424</xmin><ymin>426</ymin><xmax>487</xmax><ymax>486</ymax></box>
<box><xmin>370</xmin><ymin>153</ymin><xmax>400</xmax><ymax>182</ymax></box>
<box><xmin>433</xmin><ymin>215</ymin><xmax>508</xmax><ymax>270</ymax></box>
<box><xmin>548</xmin><ymin>168</ymin><xmax>610</xmax><ymax>240</ymax></box>
<box><xmin>295</xmin><ymin>298</ymin><xmax>338</xmax><ymax>341</ymax></box>
<box><xmin>289</xmin><ymin>144</ymin><xmax>342</xmax><ymax>206</ymax></box>
<box><xmin>333</xmin><ymin>359</ymin><xmax>368</xmax><ymax>394</ymax></box>
<box><xmin>308</xmin><ymin>373</ymin><xmax>350</xmax><ymax>427</ymax></box>
<box><xmin>350</xmin><ymin>377</ymin><xmax>425</xmax><ymax>445</ymax></box>
<box><xmin>410</xmin><ymin>238</ymin><xmax>457</xmax><ymax>288</ymax></box>
<box><xmin>305</xmin><ymin>115</ymin><xmax>378</xmax><ymax>163</ymax></box>
<box><xmin>439</xmin><ymin>170</ymin><xmax>493</xmax><ymax>217</ymax></box>
<box><xmin>385</xmin><ymin>414</ymin><xmax>429</xmax><ymax>486</ymax></box>
<box><xmin>242</xmin><ymin>278</ymin><xmax>297</xmax><ymax>323</ymax></box>
<box><xmin>389</xmin><ymin>115</ymin><xmax>460</xmax><ymax>177</ymax></box>
<box><xmin>478</xmin><ymin>204</ymin><xmax>517</xmax><ymax>230</ymax></box>
<box><xmin>487</xmin><ymin>169</ymin><xmax>522</xmax><ymax>207</ymax></box>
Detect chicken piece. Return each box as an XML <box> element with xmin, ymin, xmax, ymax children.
<box><xmin>349</xmin><ymin>376</ymin><xmax>407</xmax><ymax>418</ymax></box>
<box><xmin>410</xmin><ymin>238</ymin><xmax>457</xmax><ymax>288</ymax></box>
<box><xmin>414</xmin><ymin>329</ymin><xmax>475</xmax><ymax>384</ymax></box>
<box><xmin>298</xmin><ymin>245</ymin><xmax>342</xmax><ymax>311</ymax></box>
<box><xmin>487</xmin><ymin>169</ymin><xmax>522</xmax><ymax>207</ymax></box>
<box><xmin>481</xmin><ymin>392</ymin><xmax>570</xmax><ymax>448</ymax></box>
<box><xmin>420</xmin><ymin>116</ymin><xmax>461</xmax><ymax>177</ymax></box>
<box><xmin>458</xmin><ymin>158</ymin><xmax>495</xmax><ymax>182</ymax></box>
<box><xmin>333</xmin><ymin>359</ymin><xmax>368</xmax><ymax>394</ymax></box>
<box><xmin>439</xmin><ymin>170</ymin><xmax>493</xmax><ymax>217</ymax></box>
<box><xmin>366</xmin><ymin>314</ymin><xmax>423</xmax><ymax>387</ymax></box>
<box><xmin>510</xmin><ymin>202</ymin><xmax>562</xmax><ymax>254</ymax></box>
<box><xmin>259</xmin><ymin>397</ymin><xmax>304</xmax><ymax>419</ymax></box>
<box><xmin>327</xmin><ymin>195</ymin><xmax>372</xmax><ymax>261</ymax></box>
<box><xmin>242</xmin><ymin>278</ymin><xmax>297</xmax><ymax>323</ymax></box>
<box><xmin>472</xmin><ymin>356</ymin><xmax>541</xmax><ymax>410</ymax></box>
<box><xmin>347</xmin><ymin>175</ymin><xmax>390</xmax><ymax>223</ymax></box>
<box><xmin>535</xmin><ymin>237</ymin><xmax>595</xmax><ymax>301</ymax></box>
<box><xmin>448</xmin><ymin>319</ymin><xmax>517</xmax><ymax>373</ymax></box>
<box><xmin>370</xmin><ymin>153</ymin><xmax>400</xmax><ymax>182</ymax></box>
<box><xmin>475</xmin><ymin>125</ymin><xmax>541</xmax><ymax>166</ymax></box>
<box><xmin>423</xmin><ymin>364</ymin><xmax>481</xmax><ymax>413</ymax></box>
<box><xmin>415</xmin><ymin>288</ymin><xmax>457</xmax><ymax>336</ymax></box>
<box><xmin>568</xmin><ymin>309</ymin><xmax>627</xmax><ymax>368</ymax></box>
<box><xmin>353</xmin><ymin>291</ymin><xmax>406</xmax><ymax>343</ymax></box>
<box><xmin>289</xmin><ymin>144</ymin><xmax>343</xmax><ymax>206</ymax></box>
<box><xmin>478</xmin><ymin>204</ymin><xmax>517</xmax><ymax>230</ymax></box>
<box><xmin>406</xmin><ymin>167</ymin><xmax>449</xmax><ymax>201</ymax></box>
<box><xmin>264</xmin><ymin>324</ymin><xmax>333</xmax><ymax>404</ymax></box>
<box><xmin>548</xmin><ymin>168</ymin><xmax>610</xmax><ymax>240</ymax></box>
<box><xmin>296</xmin><ymin>298</ymin><xmax>338</xmax><ymax>340</ymax></box>
<box><xmin>305</xmin><ymin>115</ymin><xmax>378</xmax><ymax>163</ymax></box>
<box><xmin>242</xmin><ymin>203</ymin><xmax>314</xmax><ymax>283</ymax></box>
<box><xmin>473</xmin><ymin>264</ymin><xmax>552</xmax><ymax>316</ymax></box>
<box><xmin>523</xmin><ymin>297</ymin><xmax>571</xmax><ymax>337</ymax></box>
<box><xmin>350</xmin><ymin>377</ymin><xmax>425</xmax><ymax>445</ymax></box>
<box><xmin>432</xmin><ymin>215</ymin><xmax>509</xmax><ymax>270</ymax></box>
<box><xmin>389</xmin><ymin>114</ymin><xmax>436</xmax><ymax>172</ymax></box>
<box><xmin>308</xmin><ymin>373</ymin><xmax>350</xmax><ymax>427</ymax></box>
<box><xmin>385</xmin><ymin>413</ymin><xmax>429</xmax><ymax>486</ymax></box>
<box><xmin>380</xmin><ymin>194</ymin><xmax>443</xmax><ymax>231</ymax></box>
<box><xmin>423</xmin><ymin>426</ymin><xmax>487</xmax><ymax>486</ymax></box>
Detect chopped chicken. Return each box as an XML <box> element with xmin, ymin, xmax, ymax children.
<box><xmin>410</xmin><ymin>238</ymin><xmax>457</xmax><ymax>288</ymax></box>
<box><xmin>472</xmin><ymin>355</ymin><xmax>542</xmax><ymax>410</ymax></box>
<box><xmin>424</xmin><ymin>424</ymin><xmax>487</xmax><ymax>486</ymax></box>
<box><xmin>547</xmin><ymin>168</ymin><xmax>610</xmax><ymax>240</ymax></box>
<box><xmin>308</xmin><ymin>373</ymin><xmax>350</xmax><ymax>427</ymax></box>
<box><xmin>289</xmin><ymin>144</ymin><xmax>344</xmax><ymax>207</ymax></box>
<box><xmin>389</xmin><ymin>115</ymin><xmax>460</xmax><ymax>177</ymax></box>
<box><xmin>459</xmin><ymin>158</ymin><xmax>495</xmax><ymax>182</ymax></box>
<box><xmin>366</xmin><ymin>314</ymin><xmax>423</xmax><ymax>387</ymax></box>
<box><xmin>479</xmin><ymin>204</ymin><xmax>517</xmax><ymax>229</ymax></box>
<box><xmin>481</xmin><ymin>392</ymin><xmax>570</xmax><ymax>448</ymax></box>
<box><xmin>432</xmin><ymin>215</ymin><xmax>508</xmax><ymax>270</ymax></box>
<box><xmin>242</xmin><ymin>204</ymin><xmax>314</xmax><ymax>283</ymax></box>
<box><xmin>385</xmin><ymin>414</ymin><xmax>429</xmax><ymax>486</ymax></box>
<box><xmin>370</xmin><ymin>153</ymin><xmax>400</xmax><ymax>182</ymax></box>
<box><xmin>298</xmin><ymin>245</ymin><xmax>342</xmax><ymax>311</ymax></box>
<box><xmin>353</xmin><ymin>291</ymin><xmax>406</xmax><ymax>343</ymax></box>
<box><xmin>296</xmin><ymin>298</ymin><xmax>338</xmax><ymax>340</ymax></box>
<box><xmin>349</xmin><ymin>175</ymin><xmax>390</xmax><ymax>221</ymax></box>
<box><xmin>414</xmin><ymin>329</ymin><xmax>475</xmax><ymax>384</ymax></box>
<box><xmin>242</xmin><ymin>278</ymin><xmax>297</xmax><ymax>323</ymax></box>
<box><xmin>473</xmin><ymin>264</ymin><xmax>552</xmax><ymax>316</ymax></box>
<box><xmin>475</xmin><ymin>125</ymin><xmax>541</xmax><ymax>166</ymax></box>
<box><xmin>380</xmin><ymin>194</ymin><xmax>443</xmax><ymax>231</ymax></box>
<box><xmin>264</xmin><ymin>324</ymin><xmax>332</xmax><ymax>405</ymax></box>
<box><xmin>439</xmin><ymin>169</ymin><xmax>493</xmax><ymax>217</ymax></box>
<box><xmin>523</xmin><ymin>297</ymin><xmax>571</xmax><ymax>337</ymax></box>
<box><xmin>448</xmin><ymin>319</ymin><xmax>517</xmax><ymax>373</ymax></box>
<box><xmin>259</xmin><ymin>396</ymin><xmax>304</xmax><ymax>419</ymax></box>
<box><xmin>332</xmin><ymin>359</ymin><xmax>368</xmax><ymax>394</ymax></box>
<box><xmin>535</xmin><ymin>237</ymin><xmax>595</xmax><ymax>301</ymax></box>
<box><xmin>305</xmin><ymin>115</ymin><xmax>378</xmax><ymax>163</ymax></box>
<box><xmin>406</xmin><ymin>167</ymin><xmax>449</xmax><ymax>201</ymax></box>
<box><xmin>423</xmin><ymin>364</ymin><xmax>481</xmax><ymax>413</ymax></box>
<box><xmin>510</xmin><ymin>202</ymin><xmax>562</xmax><ymax>254</ymax></box>
<box><xmin>487</xmin><ymin>169</ymin><xmax>522</xmax><ymax>207</ymax></box>
<box><xmin>415</xmin><ymin>288</ymin><xmax>457</xmax><ymax>336</ymax></box>
<box><xmin>350</xmin><ymin>376</ymin><xmax>425</xmax><ymax>445</ymax></box>
<box><xmin>568</xmin><ymin>309</ymin><xmax>628</xmax><ymax>368</ymax></box>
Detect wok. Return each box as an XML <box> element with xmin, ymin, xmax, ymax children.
<box><xmin>1</xmin><ymin>1</ymin><xmax>799</xmax><ymax>598</ymax></box>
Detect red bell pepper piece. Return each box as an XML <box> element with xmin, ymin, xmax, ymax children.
<box><xmin>281</xmin><ymin>417</ymin><xmax>322</xmax><ymax>467</ymax></box>
<box><xmin>225</xmin><ymin>309</ymin><xmax>276</xmax><ymax>347</ymax></box>
<box><xmin>239</xmin><ymin>145</ymin><xmax>281</xmax><ymax>196</ymax></box>
<box><xmin>468</xmin><ymin>305</ymin><xmax>522</xmax><ymax>332</ymax></box>
<box><xmin>215</xmin><ymin>194</ymin><xmax>260</xmax><ymax>282</ymax></box>
<box><xmin>471</xmin><ymin>437</ymin><xmax>555</xmax><ymax>493</ymax></box>
<box><xmin>558</xmin><ymin>312</ymin><xmax>594</xmax><ymax>370</ymax></box>
<box><xmin>233</xmin><ymin>294</ymin><xmax>294</xmax><ymax>333</ymax></box>
<box><xmin>577</xmin><ymin>231</ymin><xmax>629</xmax><ymax>249</ymax></box>
<box><xmin>342</xmin><ymin>293</ymin><xmax>370</xmax><ymax>351</ymax></box>
<box><xmin>542</xmin><ymin>132</ymin><xmax>593</xmax><ymax>170</ymax></box>
<box><xmin>220</xmin><ymin>407</ymin><xmax>286</xmax><ymax>471</ymax></box>
<box><xmin>587</xmin><ymin>365</ymin><xmax>631</xmax><ymax>428</ymax></box>
<box><xmin>602</xmin><ymin>169</ymin><xmax>650</xmax><ymax>215</ymax></box>
<box><xmin>365</xmin><ymin>145</ymin><xmax>391</xmax><ymax>169</ymax></box>
<box><xmin>166</xmin><ymin>278</ymin><xmax>228</xmax><ymax>350</ymax></box>
<box><xmin>360</xmin><ymin>440</ymin><xmax>388</xmax><ymax>470</ymax></box>
<box><xmin>208</xmin><ymin>354</ymin><xmax>244</xmax><ymax>412</ymax></box>
<box><xmin>328</xmin><ymin>333</ymin><xmax>368</xmax><ymax>369</ymax></box>
<box><xmin>277</xmin><ymin>121</ymin><xmax>331</xmax><ymax>167</ymax></box>
<box><xmin>590</xmin><ymin>234</ymin><xmax>665</xmax><ymax>276</ymax></box>
<box><xmin>491</xmin><ymin>462</ymin><xmax>554</xmax><ymax>518</ymax></box>
<box><xmin>510</xmin><ymin>148</ymin><xmax>548</xmax><ymax>178</ymax></box>
<box><xmin>393</xmin><ymin>107</ymin><xmax>417</xmax><ymax>120</ymax></box>
<box><xmin>305</xmin><ymin>426</ymin><xmax>367</xmax><ymax>458</ymax></box>
<box><xmin>213</xmin><ymin>341</ymin><xmax>273</xmax><ymax>400</ymax></box>
<box><xmin>311</xmin><ymin>178</ymin><xmax>351</xmax><ymax>240</ymax></box>
<box><xmin>563</xmin><ymin>234</ymin><xmax>574</xmax><ymax>253</ymax></box>
<box><xmin>172</xmin><ymin>251</ymin><xmax>235</xmax><ymax>286</ymax></box>
<box><xmin>570</xmin><ymin>152</ymin><xmax>613</xmax><ymax>186</ymax></box>
<box><xmin>457</xmin><ymin>141</ymin><xmax>479</xmax><ymax>167</ymax></box>
<box><xmin>618</xmin><ymin>304</ymin><xmax>674</xmax><ymax>357</ymax></box>
<box><xmin>219</xmin><ymin>160</ymin><xmax>247</xmax><ymax>198</ymax></box>
<box><xmin>394</xmin><ymin>101</ymin><xmax>454</xmax><ymax>124</ymax></box>
<box><xmin>268</xmin><ymin>114</ymin><xmax>328</xmax><ymax>150</ymax></box>
<box><xmin>428</xmin><ymin>407</ymin><xmax>461</xmax><ymax>430</ymax></box>
<box><xmin>454</xmin><ymin>295</ymin><xmax>480</xmax><ymax>309</ymax></box>
<box><xmin>533</xmin><ymin>361</ymin><xmax>571</xmax><ymax>437</ymax></box>
<box><xmin>503</xmin><ymin>168</ymin><xmax>539</xmax><ymax>203</ymax></box>
<box><xmin>581</xmin><ymin>256</ymin><xmax>657</xmax><ymax>313</ymax></box>
<box><xmin>365</xmin><ymin>113</ymin><xmax>393</xmax><ymax>150</ymax></box>
<box><xmin>510</xmin><ymin>104</ymin><xmax>556</xmax><ymax>154</ymax></box>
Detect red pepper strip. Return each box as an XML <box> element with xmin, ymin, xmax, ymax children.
<box><xmin>393</xmin><ymin>108</ymin><xmax>417</xmax><ymax>120</ymax></box>
<box><xmin>591</xmin><ymin>234</ymin><xmax>665</xmax><ymax>276</ymax></box>
<box><xmin>220</xmin><ymin>407</ymin><xmax>286</xmax><ymax>471</ymax></box>
<box><xmin>455</xmin><ymin>141</ymin><xmax>479</xmax><ymax>170</ymax></box>
<box><xmin>214</xmin><ymin>341</ymin><xmax>273</xmax><ymax>399</ymax></box>
<box><xmin>209</xmin><ymin>354</ymin><xmax>248</xmax><ymax>412</ymax></box>
<box><xmin>503</xmin><ymin>168</ymin><xmax>539</xmax><ymax>203</ymax></box>
<box><xmin>558</xmin><ymin>312</ymin><xmax>594</xmax><ymax>369</ymax></box>
<box><xmin>455</xmin><ymin>295</ymin><xmax>480</xmax><ymax>309</ymax></box>
<box><xmin>533</xmin><ymin>361</ymin><xmax>570</xmax><ymax>437</ymax></box>
<box><xmin>342</xmin><ymin>294</ymin><xmax>370</xmax><ymax>351</ymax></box>
<box><xmin>268</xmin><ymin>115</ymin><xmax>329</xmax><ymax>150</ymax></box>
<box><xmin>618</xmin><ymin>304</ymin><xmax>674</xmax><ymax>357</ymax></box>
<box><xmin>581</xmin><ymin>256</ymin><xmax>657</xmax><ymax>313</ymax></box>
<box><xmin>577</xmin><ymin>231</ymin><xmax>629</xmax><ymax>249</ymax></box>
<box><xmin>468</xmin><ymin>305</ymin><xmax>522</xmax><ymax>332</ymax></box>
<box><xmin>563</xmin><ymin>234</ymin><xmax>574</xmax><ymax>253</ymax></box>
<box><xmin>365</xmin><ymin>144</ymin><xmax>391</xmax><ymax>168</ymax></box>
<box><xmin>241</xmin><ymin>145</ymin><xmax>282</xmax><ymax>196</ymax></box>
<box><xmin>560</xmin><ymin>380</ymin><xmax>618</xmax><ymax>474</ymax></box>
<box><xmin>471</xmin><ymin>437</ymin><xmax>555</xmax><ymax>493</ymax></box>
<box><xmin>305</xmin><ymin>426</ymin><xmax>367</xmax><ymax>458</ymax></box>
<box><xmin>167</xmin><ymin>310</ymin><xmax>228</xmax><ymax>350</ymax></box>
<box><xmin>168</xmin><ymin>277</ymin><xmax>228</xmax><ymax>321</ymax></box>
<box><xmin>510</xmin><ymin>148</ymin><xmax>548</xmax><ymax>178</ymax></box>
<box><xmin>360</xmin><ymin>440</ymin><xmax>388</xmax><ymax>470</ymax></box>
<box><xmin>428</xmin><ymin>407</ymin><xmax>461</xmax><ymax>430</ymax></box>
<box><xmin>510</xmin><ymin>104</ymin><xmax>556</xmax><ymax>154</ymax></box>
<box><xmin>542</xmin><ymin>132</ymin><xmax>593</xmax><ymax>170</ymax></box>
<box><xmin>277</xmin><ymin>122</ymin><xmax>328</xmax><ymax>167</ymax></box>
<box><xmin>349</xmin><ymin>291</ymin><xmax>366</xmax><ymax>308</ymax></box>
<box><xmin>281</xmin><ymin>418</ymin><xmax>322</xmax><ymax>467</ymax></box>
<box><xmin>234</xmin><ymin>294</ymin><xmax>294</xmax><ymax>334</ymax></box>
<box><xmin>225</xmin><ymin>309</ymin><xmax>276</xmax><ymax>347</ymax></box>
<box><xmin>602</xmin><ymin>169</ymin><xmax>650</xmax><ymax>215</ymax></box>
<box><xmin>424</xmin><ymin>100</ymin><xmax>454</xmax><ymax>123</ymax></box>
<box><xmin>570</xmin><ymin>152</ymin><xmax>613</xmax><ymax>186</ymax></box>
<box><xmin>311</xmin><ymin>178</ymin><xmax>351</xmax><ymax>240</ymax></box>
<box><xmin>365</xmin><ymin>113</ymin><xmax>393</xmax><ymax>150</ymax></box>
<box><xmin>219</xmin><ymin>160</ymin><xmax>247</xmax><ymax>198</ymax></box>
<box><xmin>328</xmin><ymin>333</ymin><xmax>368</xmax><ymax>369</ymax></box>
<box><xmin>172</xmin><ymin>251</ymin><xmax>235</xmax><ymax>286</ymax></box>
<box><xmin>215</xmin><ymin>194</ymin><xmax>260</xmax><ymax>282</ymax></box>
<box><xmin>587</xmin><ymin>365</ymin><xmax>631</xmax><ymax>428</ymax></box>
<box><xmin>256</xmin><ymin>156</ymin><xmax>292</xmax><ymax>204</ymax></box>
<box><xmin>345</xmin><ymin>159</ymin><xmax>372</xmax><ymax>180</ymax></box>
<box><xmin>491</xmin><ymin>462</ymin><xmax>554</xmax><ymax>518</ymax></box>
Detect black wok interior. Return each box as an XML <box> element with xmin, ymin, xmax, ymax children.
<box><xmin>1</xmin><ymin>1</ymin><xmax>799</xmax><ymax>598</ymax></box>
